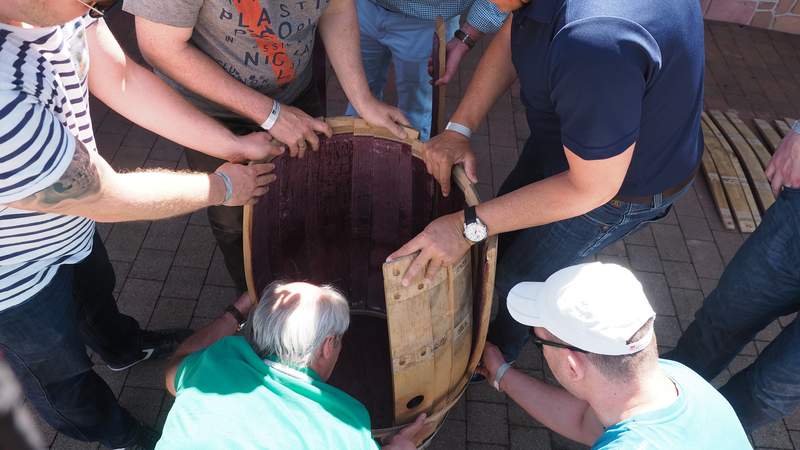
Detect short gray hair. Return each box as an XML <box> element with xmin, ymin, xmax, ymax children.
<box><xmin>245</xmin><ymin>281</ymin><xmax>350</xmax><ymax>368</ymax></box>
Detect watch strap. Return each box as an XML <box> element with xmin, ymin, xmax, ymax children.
<box><xmin>454</xmin><ymin>29</ymin><xmax>476</xmax><ymax>49</ymax></box>
<box><xmin>225</xmin><ymin>304</ymin><xmax>247</xmax><ymax>330</ymax></box>
<box><xmin>464</xmin><ymin>205</ymin><xmax>477</xmax><ymax>225</ymax></box>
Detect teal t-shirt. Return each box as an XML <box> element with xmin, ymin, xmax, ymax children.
<box><xmin>592</xmin><ymin>359</ymin><xmax>751</xmax><ymax>450</ymax></box>
<box><xmin>156</xmin><ymin>336</ymin><xmax>380</xmax><ymax>450</ymax></box>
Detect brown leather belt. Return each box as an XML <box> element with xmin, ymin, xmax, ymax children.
<box><xmin>611</xmin><ymin>166</ymin><xmax>699</xmax><ymax>207</ymax></box>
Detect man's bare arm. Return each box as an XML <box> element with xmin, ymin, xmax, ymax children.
<box><xmin>86</xmin><ymin>19</ymin><xmax>279</xmax><ymax>163</ymax></box>
<box><xmin>449</xmin><ymin>18</ymin><xmax>517</xmax><ymax>130</ymax></box>
<box><xmin>165</xmin><ymin>293</ymin><xmax>252</xmax><ymax>396</ymax></box>
<box><xmin>132</xmin><ymin>16</ymin><xmax>330</xmax><ymax>156</ymax></box>
<box><xmin>316</xmin><ymin>0</ymin><xmax>410</xmax><ymax>139</ymax></box>
<box><xmin>388</xmin><ymin>144</ymin><xmax>634</xmax><ymax>286</ymax></box>
<box><xmin>476</xmin><ymin>343</ymin><xmax>604</xmax><ymax>446</ymax></box>
<box><xmin>420</xmin><ymin>19</ymin><xmax>517</xmax><ymax>194</ymax></box>
<box><xmin>501</xmin><ymin>368</ymin><xmax>604</xmax><ymax>445</ymax></box>
<box><xmin>476</xmin><ymin>144</ymin><xmax>635</xmax><ymax>236</ymax></box>
<box><xmin>8</xmin><ymin>139</ymin><xmax>274</xmax><ymax>222</ymax></box>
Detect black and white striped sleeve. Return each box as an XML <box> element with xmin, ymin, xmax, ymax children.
<box><xmin>0</xmin><ymin>91</ymin><xmax>76</xmax><ymax>204</ymax></box>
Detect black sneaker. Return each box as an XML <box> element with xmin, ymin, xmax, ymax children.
<box><xmin>107</xmin><ymin>328</ymin><xmax>193</xmax><ymax>372</ymax></box>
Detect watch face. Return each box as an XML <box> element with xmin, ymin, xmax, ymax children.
<box><xmin>464</xmin><ymin>223</ymin><xmax>488</xmax><ymax>242</ymax></box>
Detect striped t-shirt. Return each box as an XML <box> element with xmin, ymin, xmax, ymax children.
<box><xmin>0</xmin><ymin>15</ymin><xmax>99</xmax><ymax>311</ymax></box>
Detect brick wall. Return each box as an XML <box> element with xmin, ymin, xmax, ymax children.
<box><xmin>702</xmin><ymin>0</ymin><xmax>800</xmax><ymax>34</ymax></box>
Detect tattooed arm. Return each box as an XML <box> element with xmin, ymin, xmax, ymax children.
<box><xmin>7</xmin><ymin>139</ymin><xmax>275</xmax><ymax>222</ymax></box>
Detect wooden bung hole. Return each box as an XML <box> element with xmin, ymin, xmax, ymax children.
<box><xmin>406</xmin><ymin>395</ymin><xmax>424</xmax><ymax>409</ymax></box>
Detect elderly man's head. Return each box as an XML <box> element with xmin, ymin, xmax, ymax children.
<box><xmin>508</xmin><ymin>263</ymin><xmax>659</xmax><ymax>400</ymax></box>
<box><xmin>246</xmin><ymin>281</ymin><xmax>350</xmax><ymax>381</ymax></box>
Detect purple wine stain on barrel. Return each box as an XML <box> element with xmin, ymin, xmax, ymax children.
<box><xmin>248</xmin><ymin>131</ymin><xmax>465</xmax><ymax>428</ymax></box>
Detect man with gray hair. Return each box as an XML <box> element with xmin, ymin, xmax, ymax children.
<box><xmin>159</xmin><ymin>281</ymin><xmax>424</xmax><ymax>449</ymax></box>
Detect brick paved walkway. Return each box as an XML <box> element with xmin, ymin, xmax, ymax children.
<box><xmin>36</xmin><ymin>12</ymin><xmax>800</xmax><ymax>450</ymax></box>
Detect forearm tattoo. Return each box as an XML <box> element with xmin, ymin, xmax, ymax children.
<box><xmin>29</xmin><ymin>139</ymin><xmax>101</xmax><ymax>206</ymax></box>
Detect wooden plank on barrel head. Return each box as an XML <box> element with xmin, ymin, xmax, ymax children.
<box><xmin>725</xmin><ymin>111</ymin><xmax>772</xmax><ymax>169</ymax></box>
<box><xmin>700</xmin><ymin>150</ymin><xmax>736</xmax><ymax>231</ymax></box>
<box><xmin>452</xmin><ymin>165</ymin><xmax>481</xmax><ymax>206</ymax></box>
<box><xmin>384</xmin><ymin>255</ymin><xmax>448</xmax><ymax>424</ymax></box>
<box><xmin>775</xmin><ymin>120</ymin><xmax>792</xmax><ymax>138</ymax></box>
<box><xmin>353</xmin><ymin>118</ymin><xmax>421</xmax><ymax>146</ymax></box>
<box><xmin>449</xmin><ymin>235</ymin><xmax>499</xmax><ymax>400</ymax></box>
<box><xmin>444</xmin><ymin>254</ymin><xmax>472</xmax><ymax>408</ymax></box>
<box><xmin>430</xmin><ymin>17</ymin><xmax>447</xmax><ymax>137</ymax></box>
<box><xmin>326</xmin><ymin>116</ymin><xmax>354</xmax><ymax>135</ymax></box>
<box><xmin>427</xmin><ymin>254</ymin><xmax>467</xmax><ymax>414</ymax></box>
<box><xmin>753</xmin><ymin>118</ymin><xmax>783</xmax><ymax>154</ymax></box>
<box><xmin>700</xmin><ymin>115</ymin><xmax>757</xmax><ymax>232</ymax></box>
<box><xmin>708</xmin><ymin>110</ymin><xmax>774</xmax><ymax>214</ymax></box>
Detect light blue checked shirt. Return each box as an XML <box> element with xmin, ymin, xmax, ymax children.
<box><xmin>371</xmin><ymin>0</ymin><xmax>508</xmax><ymax>33</ymax></box>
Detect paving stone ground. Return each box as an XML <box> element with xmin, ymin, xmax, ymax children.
<box><xmin>35</xmin><ymin>11</ymin><xmax>800</xmax><ymax>450</ymax></box>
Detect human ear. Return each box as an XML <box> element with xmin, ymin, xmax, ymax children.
<box><xmin>565</xmin><ymin>352</ymin><xmax>585</xmax><ymax>382</ymax></box>
<box><xmin>321</xmin><ymin>335</ymin><xmax>336</xmax><ymax>360</ymax></box>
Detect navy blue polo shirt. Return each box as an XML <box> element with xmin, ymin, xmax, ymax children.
<box><xmin>509</xmin><ymin>0</ymin><xmax>705</xmax><ymax>197</ymax></box>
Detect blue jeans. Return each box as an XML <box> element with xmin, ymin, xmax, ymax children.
<box><xmin>0</xmin><ymin>233</ymin><xmax>143</xmax><ymax>447</ymax></box>
<box><xmin>346</xmin><ymin>0</ymin><xmax>460</xmax><ymax>140</ymax></box>
<box><xmin>666</xmin><ymin>187</ymin><xmax>800</xmax><ymax>431</ymax></box>
<box><xmin>487</xmin><ymin>156</ymin><xmax>688</xmax><ymax>362</ymax></box>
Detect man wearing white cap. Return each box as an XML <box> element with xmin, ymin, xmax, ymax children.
<box><xmin>477</xmin><ymin>262</ymin><xmax>751</xmax><ymax>449</ymax></box>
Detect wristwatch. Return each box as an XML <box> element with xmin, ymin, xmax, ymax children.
<box><xmin>463</xmin><ymin>206</ymin><xmax>488</xmax><ymax>243</ymax></box>
<box><xmin>454</xmin><ymin>29</ymin><xmax>476</xmax><ymax>49</ymax></box>
<box><xmin>225</xmin><ymin>304</ymin><xmax>247</xmax><ymax>332</ymax></box>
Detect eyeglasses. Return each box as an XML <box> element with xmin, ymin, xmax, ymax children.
<box><xmin>529</xmin><ymin>329</ymin><xmax>589</xmax><ymax>354</ymax></box>
<box><xmin>75</xmin><ymin>0</ymin><xmax>118</xmax><ymax>18</ymax></box>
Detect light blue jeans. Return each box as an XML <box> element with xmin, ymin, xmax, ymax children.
<box><xmin>346</xmin><ymin>0</ymin><xmax>460</xmax><ymax>140</ymax></box>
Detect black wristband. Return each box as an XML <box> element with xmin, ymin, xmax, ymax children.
<box><xmin>225</xmin><ymin>304</ymin><xmax>247</xmax><ymax>329</ymax></box>
<box><xmin>454</xmin><ymin>29</ymin><xmax>476</xmax><ymax>49</ymax></box>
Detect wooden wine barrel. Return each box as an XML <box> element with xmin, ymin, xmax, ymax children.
<box><xmin>243</xmin><ymin>116</ymin><xmax>497</xmax><ymax>446</ymax></box>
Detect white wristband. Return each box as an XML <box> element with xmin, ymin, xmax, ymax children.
<box><xmin>492</xmin><ymin>362</ymin><xmax>512</xmax><ymax>392</ymax></box>
<box><xmin>792</xmin><ymin>120</ymin><xmax>800</xmax><ymax>134</ymax></box>
<box><xmin>260</xmin><ymin>100</ymin><xmax>281</xmax><ymax>131</ymax></box>
<box><xmin>214</xmin><ymin>172</ymin><xmax>233</xmax><ymax>205</ymax></box>
<box><xmin>445</xmin><ymin>121</ymin><xmax>472</xmax><ymax>140</ymax></box>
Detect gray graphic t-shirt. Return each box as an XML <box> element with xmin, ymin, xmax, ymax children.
<box><xmin>123</xmin><ymin>0</ymin><xmax>328</xmax><ymax>118</ymax></box>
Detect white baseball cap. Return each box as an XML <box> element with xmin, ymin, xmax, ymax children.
<box><xmin>507</xmin><ymin>262</ymin><xmax>656</xmax><ymax>356</ymax></box>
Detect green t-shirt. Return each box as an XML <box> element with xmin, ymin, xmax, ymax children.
<box><xmin>156</xmin><ymin>336</ymin><xmax>380</xmax><ymax>450</ymax></box>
